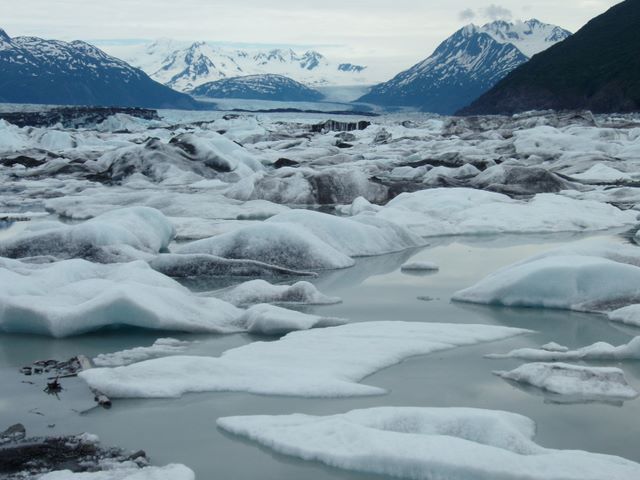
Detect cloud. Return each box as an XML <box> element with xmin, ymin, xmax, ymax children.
<box><xmin>482</xmin><ymin>4</ymin><xmax>513</xmax><ymax>20</ymax></box>
<box><xmin>458</xmin><ymin>8</ymin><xmax>476</xmax><ymax>21</ymax></box>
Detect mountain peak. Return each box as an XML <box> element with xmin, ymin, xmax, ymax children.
<box><xmin>0</xmin><ymin>28</ymin><xmax>11</xmax><ymax>43</ymax></box>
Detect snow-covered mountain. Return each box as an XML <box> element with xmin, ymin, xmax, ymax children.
<box><xmin>0</xmin><ymin>29</ymin><xmax>199</xmax><ymax>109</ymax></box>
<box><xmin>190</xmin><ymin>74</ymin><xmax>324</xmax><ymax>102</ymax></box>
<box><xmin>358</xmin><ymin>19</ymin><xmax>571</xmax><ymax>115</ymax></box>
<box><xmin>104</xmin><ymin>40</ymin><xmax>370</xmax><ymax>91</ymax></box>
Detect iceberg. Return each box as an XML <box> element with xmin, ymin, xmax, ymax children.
<box><xmin>80</xmin><ymin>321</ymin><xmax>528</xmax><ymax>398</ymax></box>
<box><xmin>93</xmin><ymin>338</ymin><xmax>192</xmax><ymax>367</ymax></box>
<box><xmin>217</xmin><ymin>279</ymin><xmax>340</xmax><ymax>307</ymax></box>
<box><xmin>176</xmin><ymin>222</ymin><xmax>355</xmax><ymax>270</ymax></box>
<box><xmin>0</xmin><ymin>257</ymin><xmax>241</xmax><ymax>337</ymax></box>
<box><xmin>40</xmin><ymin>464</ymin><xmax>195</xmax><ymax>480</ymax></box>
<box><xmin>486</xmin><ymin>337</ymin><xmax>640</xmax><ymax>361</ymax></box>
<box><xmin>217</xmin><ymin>407</ymin><xmax>640</xmax><ymax>480</ymax></box>
<box><xmin>374</xmin><ymin>188</ymin><xmax>637</xmax><ymax>237</ymax></box>
<box><xmin>495</xmin><ymin>363</ymin><xmax>639</xmax><ymax>402</ymax></box>
<box><xmin>453</xmin><ymin>240</ymin><xmax>640</xmax><ymax>312</ymax></box>
<box><xmin>0</xmin><ymin>207</ymin><xmax>175</xmax><ymax>263</ymax></box>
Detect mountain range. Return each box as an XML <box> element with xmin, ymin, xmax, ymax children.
<box><xmin>190</xmin><ymin>74</ymin><xmax>324</xmax><ymax>102</ymax></box>
<box><xmin>105</xmin><ymin>40</ymin><xmax>370</xmax><ymax>92</ymax></box>
<box><xmin>0</xmin><ymin>29</ymin><xmax>199</xmax><ymax>109</ymax></box>
<box><xmin>358</xmin><ymin>19</ymin><xmax>571</xmax><ymax>115</ymax></box>
<box><xmin>460</xmin><ymin>0</ymin><xmax>640</xmax><ymax>115</ymax></box>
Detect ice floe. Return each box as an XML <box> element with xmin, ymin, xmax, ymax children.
<box><xmin>495</xmin><ymin>363</ymin><xmax>639</xmax><ymax>402</ymax></box>
<box><xmin>217</xmin><ymin>407</ymin><xmax>640</xmax><ymax>480</ymax></box>
<box><xmin>40</xmin><ymin>464</ymin><xmax>195</xmax><ymax>480</ymax></box>
<box><xmin>79</xmin><ymin>321</ymin><xmax>527</xmax><ymax>398</ymax></box>
<box><xmin>374</xmin><ymin>188</ymin><xmax>637</xmax><ymax>237</ymax></box>
<box><xmin>453</xmin><ymin>240</ymin><xmax>640</xmax><ymax>312</ymax></box>
<box><xmin>93</xmin><ymin>338</ymin><xmax>192</xmax><ymax>367</ymax></box>
<box><xmin>486</xmin><ymin>337</ymin><xmax>640</xmax><ymax>361</ymax></box>
<box><xmin>609</xmin><ymin>305</ymin><xmax>640</xmax><ymax>328</ymax></box>
<box><xmin>0</xmin><ymin>258</ymin><xmax>241</xmax><ymax>337</ymax></box>
<box><xmin>232</xmin><ymin>304</ymin><xmax>345</xmax><ymax>335</ymax></box>
<box><xmin>217</xmin><ymin>280</ymin><xmax>340</xmax><ymax>307</ymax></box>
<box><xmin>400</xmin><ymin>261</ymin><xmax>439</xmax><ymax>272</ymax></box>
<box><xmin>0</xmin><ymin>207</ymin><xmax>175</xmax><ymax>263</ymax></box>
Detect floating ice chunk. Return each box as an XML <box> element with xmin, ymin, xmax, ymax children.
<box><xmin>495</xmin><ymin>363</ymin><xmax>639</xmax><ymax>401</ymax></box>
<box><xmin>541</xmin><ymin>342</ymin><xmax>570</xmax><ymax>352</ymax></box>
<box><xmin>176</xmin><ymin>223</ymin><xmax>355</xmax><ymax>270</ymax></box>
<box><xmin>0</xmin><ymin>258</ymin><xmax>241</xmax><ymax>337</ymax></box>
<box><xmin>150</xmin><ymin>254</ymin><xmax>316</xmax><ymax>278</ymax></box>
<box><xmin>401</xmin><ymin>261</ymin><xmax>439</xmax><ymax>272</ymax></box>
<box><xmin>571</xmin><ymin>163</ymin><xmax>633</xmax><ymax>184</ymax></box>
<box><xmin>267</xmin><ymin>209</ymin><xmax>424</xmax><ymax>257</ymax></box>
<box><xmin>218</xmin><ymin>280</ymin><xmax>340</xmax><ymax>307</ymax></box>
<box><xmin>0</xmin><ymin>119</ymin><xmax>27</xmax><ymax>151</ymax></box>
<box><xmin>486</xmin><ymin>337</ymin><xmax>640</xmax><ymax>361</ymax></box>
<box><xmin>233</xmin><ymin>304</ymin><xmax>345</xmax><ymax>335</ymax></box>
<box><xmin>40</xmin><ymin>464</ymin><xmax>195</xmax><ymax>480</ymax></box>
<box><xmin>217</xmin><ymin>407</ymin><xmax>640</xmax><ymax>480</ymax></box>
<box><xmin>609</xmin><ymin>305</ymin><xmax>640</xmax><ymax>328</ymax></box>
<box><xmin>375</xmin><ymin>188</ymin><xmax>637</xmax><ymax>237</ymax></box>
<box><xmin>80</xmin><ymin>322</ymin><xmax>527</xmax><ymax>398</ymax></box>
<box><xmin>93</xmin><ymin>338</ymin><xmax>192</xmax><ymax>367</ymax></box>
<box><xmin>0</xmin><ymin>207</ymin><xmax>175</xmax><ymax>263</ymax></box>
<box><xmin>453</xmin><ymin>240</ymin><xmax>640</xmax><ymax>312</ymax></box>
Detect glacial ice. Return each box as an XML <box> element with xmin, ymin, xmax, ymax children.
<box><xmin>266</xmin><ymin>209</ymin><xmax>425</xmax><ymax>257</ymax></box>
<box><xmin>453</xmin><ymin>240</ymin><xmax>640</xmax><ymax>312</ymax></box>
<box><xmin>374</xmin><ymin>188</ymin><xmax>637</xmax><ymax>237</ymax></box>
<box><xmin>40</xmin><ymin>464</ymin><xmax>195</xmax><ymax>480</ymax></box>
<box><xmin>0</xmin><ymin>207</ymin><xmax>175</xmax><ymax>263</ymax></box>
<box><xmin>217</xmin><ymin>279</ymin><xmax>341</xmax><ymax>306</ymax></box>
<box><xmin>486</xmin><ymin>337</ymin><xmax>640</xmax><ymax>361</ymax></box>
<box><xmin>176</xmin><ymin>222</ymin><xmax>355</xmax><ymax>270</ymax></box>
<box><xmin>495</xmin><ymin>363</ymin><xmax>639</xmax><ymax>401</ymax></box>
<box><xmin>79</xmin><ymin>321</ymin><xmax>527</xmax><ymax>398</ymax></box>
<box><xmin>0</xmin><ymin>257</ymin><xmax>241</xmax><ymax>337</ymax></box>
<box><xmin>232</xmin><ymin>304</ymin><xmax>345</xmax><ymax>335</ymax></box>
<box><xmin>150</xmin><ymin>253</ymin><xmax>316</xmax><ymax>278</ymax></box>
<box><xmin>93</xmin><ymin>338</ymin><xmax>192</xmax><ymax>367</ymax></box>
<box><xmin>401</xmin><ymin>261</ymin><xmax>439</xmax><ymax>272</ymax></box>
<box><xmin>609</xmin><ymin>305</ymin><xmax>640</xmax><ymax>328</ymax></box>
<box><xmin>217</xmin><ymin>407</ymin><xmax>640</xmax><ymax>480</ymax></box>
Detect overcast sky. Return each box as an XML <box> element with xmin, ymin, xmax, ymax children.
<box><xmin>2</xmin><ymin>0</ymin><xmax>622</xmax><ymax>75</ymax></box>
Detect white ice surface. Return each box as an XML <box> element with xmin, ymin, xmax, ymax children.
<box><xmin>495</xmin><ymin>363</ymin><xmax>639</xmax><ymax>400</ymax></box>
<box><xmin>40</xmin><ymin>464</ymin><xmax>195</xmax><ymax>480</ymax></box>
<box><xmin>375</xmin><ymin>188</ymin><xmax>637</xmax><ymax>237</ymax></box>
<box><xmin>453</xmin><ymin>240</ymin><xmax>640</xmax><ymax>312</ymax></box>
<box><xmin>232</xmin><ymin>303</ymin><xmax>345</xmax><ymax>335</ymax></box>
<box><xmin>0</xmin><ymin>207</ymin><xmax>175</xmax><ymax>262</ymax></box>
<box><xmin>80</xmin><ymin>321</ymin><xmax>528</xmax><ymax>398</ymax></box>
<box><xmin>176</xmin><ymin>222</ymin><xmax>355</xmax><ymax>270</ymax></box>
<box><xmin>486</xmin><ymin>337</ymin><xmax>640</xmax><ymax>361</ymax></box>
<box><xmin>609</xmin><ymin>305</ymin><xmax>640</xmax><ymax>328</ymax></box>
<box><xmin>217</xmin><ymin>407</ymin><xmax>640</xmax><ymax>480</ymax></box>
<box><xmin>93</xmin><ymin>338</ymin><xmax>192</xmax><ymax>367</ymax></box>
<box><xmin>0</xmin><ymin>258</ymin><xmax>241</xmax><ymax>337</ymax></box>
<box><xmin>218</xmin><ymin>279</ymin><xmax>341</xmax><ymax>307</ymax></box>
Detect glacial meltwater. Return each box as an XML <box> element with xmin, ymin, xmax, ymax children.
<box><xmin>2</xmin><ymin>231</ymin><xmax>639</xmax><ymax>480</ymax></box>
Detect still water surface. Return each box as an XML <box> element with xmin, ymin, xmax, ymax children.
<box><xmin>1</xmin><ymin>232</ymin><xmax>638</xmax><ymax>479</ymax></box>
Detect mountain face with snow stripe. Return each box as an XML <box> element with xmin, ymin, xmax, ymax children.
<box><xmin>190</xmin><ymin>74</ymin><xmax>324</xmax><ymax>102</ymax></box>
<box><xmin>107</xmin><ymin>40</ymin><xmax>370</xmax><ymax>91</ymax></box>
<box><xmin>358</xmin><ymin>19</ymin><xmax>571</xmax><ymax>115</ymax></box>
<box><xmin>0</xmin><ymin>29</ymin><xmax>200</xmax><ymax>109</ymax></box>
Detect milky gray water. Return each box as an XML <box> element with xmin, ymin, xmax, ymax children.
<box><xmin>1</xmin><ymin>231</ymin><xmax>639</xmax><ymax>479</ymax></box>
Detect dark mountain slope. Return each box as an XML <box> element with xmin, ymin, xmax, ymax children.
<box><xmin>459</xmin><ymin>1</ymin><xmax>640</xmax><ymax>115</ymax></box>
